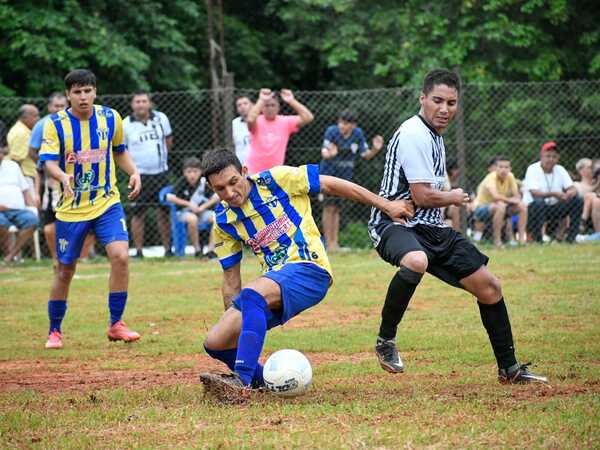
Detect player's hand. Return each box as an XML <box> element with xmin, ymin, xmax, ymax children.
<box><xmin>372</xmin><ymin>135</ymin><xmax>384</xmax><ymax>151</ymax></box>
<box><xmin>450</xmin><ymin>188</ymin><xmax>470</xmax><ymax>206</ymax></box>
<box><xmin>385</xmin><ymin>199</ymin><xmax>414</xmax><ymax>224</ymax></box>
<box><xmin>259</xmin><ymin>88</ymin><xmax>273</xmax><ymax>102</ymax></box>
<box><xmin>60</xmin><ymin>173</ymin><xmax>74</xmax><ymax>198</ymax></box>
<box><xmin>280</xmin><ymin>89</ymin><xmax>295</xmax><ymax>103</ymax></box>
<box><xmin>128</xmin><ymin>172</ymin><xmax>142</xmax><ymax>200</ymax></box>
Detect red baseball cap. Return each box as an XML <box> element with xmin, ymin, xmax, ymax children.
<box><xmin>540</xmin><ymin>141</ymin><xmax>558</xmax><ymax>155</ymax></box>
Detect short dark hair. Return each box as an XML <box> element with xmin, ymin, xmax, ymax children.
<box><xmin>47</xmin><ymin>92</ymin><xmax>66</xmax><ymax>105</ymax></box>
<box><xmin>183</xmin><ymin>157</ymin><xmax>202</xmax><ymax>170</ymax></box>
<box><xmin>201</xmin><ymin>149</ymin><xmax>242</xmax><ymax>179</ymax></box>
<box><xmin>132</xmin><ymin>90</ymin><xmax>151</xmax><ymax>100</ymax></box>
<box><xmin>338</xmin><ymin>109</ymin><xmax>358</xmax><ymax>123</ymax></box>
<box><xmin>495</xmin><ymin>155</ymin><xmax>511</xmax><ymax>163</ymax></box>
<box><xmin>423</xmin><ymin>69</ymin><xmax>461</xmax><ymax>95</ymax></box>
<box><xmin>64</xmin><ymin>69</ymin><xmax>96</xmax><ymax>90</ymax></box>
<box><xmin>236</xmin><ymin>95</ymin><xmax>251</xmax><ymax>102</ymax></box>
<box><xmin>488</xmin><ymin>155</ymin><xmax>499</xmax><ymax>168</ymax></box>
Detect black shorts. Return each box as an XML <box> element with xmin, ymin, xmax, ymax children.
<box><xmin>130</xmin><ymin>172</ymin><xmax>170</xmax><ymax>215</ymax></box>
<box><xmin>41</xmin><ymin>209</ymin><xmax>56</xmax><ymax>227</ymax></box>
<box><xmin>376</xmin><ymin>224</ymin><xmax>489</xmax><ymax>288</ymax></box>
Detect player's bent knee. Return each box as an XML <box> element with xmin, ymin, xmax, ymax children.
<box><xmin>109</xmin><ymin>250</ymin><xmax>129</xmax><ymax>268</ymax></box>
<box><xmin>480</xmin><ymin>276</ymin><xmax>503</xmax><ymax>304</ymax></box>
<box><xmin>400</xmin><ymin>251</ymin><xmax>428</xmax><ymax>273</ymax></box>
<box><xmin>57</xmin><ymin>264</ymin><xmax>76</xmax><ymax>283</ymax></box>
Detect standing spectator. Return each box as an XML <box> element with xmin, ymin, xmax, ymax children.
<box><xmin>523</xmin><ymin>141</ymin><xmax>583</xmax><ymax>243</ymax></box>
<box><xmin>166</xmin><ymin>157</ymin><xmax>218</xmax><ymax>258</ymax></box>
<box><xmin>245</xmin><ymin>88</ymin><xmax>314</xmax><ymax>174</ymax></box>
<box><xmin>7</xmin><ymin>104</ymin><xmax>40</xmax><ymax>205</ymax></box>
<box><xmin>29</xmin><ymin>93</ymin><xmax>68</xmax><ymax>265</ymax></box>
<box><xmin>232</xmin><ymin>96</ymin><xmax>253</xmax><ymax>165</ymax></box>
<box><xmin>472</xmin><ymin>156</ymin><xmax>527</xmax><ymax>246</ymax></box>
<box><xmin>0</xmin><ymin>146</ymin><xmax>39</xmax><ymax>264</ymax></box>
<box><xmin>320</xmin><ymin>109</ymin><xmax>383</xmax><ymax>250</ymax></box>
<box><xmin>124</xmin><ymin>91</ymin><xmax>173</xmax><ymax>258</ymax></box>
<box><xmin>573</xmin><ymin>158</ymin><xmax>599</xmax><ymax>231</ymax></box>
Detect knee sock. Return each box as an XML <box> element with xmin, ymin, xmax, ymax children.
<box><xmin>108</xmin><ymin>291</ymin><xmax>127</xmax><ymax>325</ymax></box>
<box><xmin>234</xmin><ymin>288</ymin><xmax>269</xmax><ymax>386</ymax></box>
<box><xmin>478</xmin><ymin>298</ymin><xmax>518</xmax><ymax>370</ymax></box>
<box><xmin>379</xmin><ymin>267</ymin><xmax>423</xmax><ymax>340</ymax></box>
<box><xmin>204</xmin><ymin>345</ymin><xmax>265</xmax><ymax>386</ymax></box>
<box><xmin>48</xmin><ymin>300</ymin><xmax>67</xmax><ymax>334</ymax></box>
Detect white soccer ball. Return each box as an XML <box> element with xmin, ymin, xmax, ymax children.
<box><xmin>263</xmin><ymin>349</ymin><xmax>312</xmax><ymax>397</ymax></box>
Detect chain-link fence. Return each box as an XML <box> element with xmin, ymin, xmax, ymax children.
<box><xmin>1</xmin><ymin>80</ymin><xmax>600</xmax><ymax>260</ymax></box>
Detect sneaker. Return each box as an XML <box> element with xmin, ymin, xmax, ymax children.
<box><xmin>107</xmin><ymin>320</ymin><xmax>141</xmax><ymax>342</ymax></box>
<box><xmin>375</xmin><ymin>337</ymin><xmax>404</xmax><ymax>373</ymax></box>
<box><xmin>45</xmin><ymin>330</ymin><xmax>63</xmax><ymax>349</ymax></box>
<box><xmin>199</xmin><ymin>372</ymin><xmax>252</xmax><ymax>404</ymax></box>
<box><xmin>498</xmin><ymin>363</ymin><xmax>548</xmax><ymax>384</ymax></box>
<box><xmin>204</xmin><ymin>250</ymin><xmax>218</xmax><ymax>260</ymax></box>
<box><xmin>194</xmin><ymin>249</ymin><xmax>204</xmax><ymax>258</ymax></box>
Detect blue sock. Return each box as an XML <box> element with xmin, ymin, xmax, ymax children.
<box><xmin>205</xmin><ymin>345</ymin><xmax>265</xmax><ymax>386</ymax></box>
<box><xmin>234</xmin><ymin>288</ymin><xmax>269</xmax><ymax>386</ymax></box>
<box><xmin>108</xmin><ymin>291</ymin><xmax>127</xmax><ymax>325</ymax></box>
<box><xmin>48</xmin><ymin>300</ymin><xmax>67</xmax><ymax>334</ymax></box>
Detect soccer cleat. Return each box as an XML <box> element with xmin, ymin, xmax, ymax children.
<box><xmin>498</xmin><ymin>363</ymin><xmax>549</xmax><ymax>384</ymax></box>
<box><xmin>45</xmin><ymin>330</ymin><xmax>63</xmax><ymax>349</ymax></box>
<box><xmin>199</xmin><ymin>372</ymin><xmax>253</xmax><ymax>404</ymax></box>
<box><xmin>107</xmin><ymin>320</ymin><xmax>141</xmax><ymax>342</ymax></box>
<box><xmin>375</xmin><ymin>337</ymin><xmax>404</xmax><ymax>373</ymax></box>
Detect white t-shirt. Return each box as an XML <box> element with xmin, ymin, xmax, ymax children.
<box><xmin>523</xmin><ymin>161</ymin><xmax>573</xmax><ymax>205</ymax></box>
<box><xmin>232</xmin><ymin>116</ymin><xmax>250</xmax><ymax>164</ymax></box>
<box><xmin>0</xmin><ymin>159</ymin><xmax>28</xmax><ymax>210</ymax></box>
<box><xmin>123</xmin><ymin>110</ymin><xmax>172</xmax><ymax>175</ymax></box>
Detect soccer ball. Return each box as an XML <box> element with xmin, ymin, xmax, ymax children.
<box><xmin>263</xmin><ymin>349</ymin><xmax>312</xmax><ymax>397</ymax></box>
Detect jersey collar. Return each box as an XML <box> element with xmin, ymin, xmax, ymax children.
<box><xmin>417</xmin><ymin>114</ymin><xmax>441</xmax><ymax>137</ymax></box>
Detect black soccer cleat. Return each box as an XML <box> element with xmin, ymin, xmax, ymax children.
<box><xmin>375</xmin><ymin>337</ymin><xmax>404</xmax><ymax>373</ymax></box>
<box><xmin>199</xmin><ymin>372</ymin><xmax>253</xmax><ymax>404</ymax></box>
<box><xmin>498</xmin><ymin>363</ymin><xmax>549</xmax><ymax>385</ymax></box>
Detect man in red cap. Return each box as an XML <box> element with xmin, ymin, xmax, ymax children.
<box><xmin>523</xmin><ymin>141</ymin><xmax>583</xmax><ymax>242</ymax></box>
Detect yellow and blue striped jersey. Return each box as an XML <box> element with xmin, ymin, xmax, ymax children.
<box><xmin>39</xmin><ymin>105</ymin><xmax>126</xmax><ymax>222</ymax></box>
<box><xmin>213</xmin><ymin>165</ymin><xmax>333</xmax><ymax>278</ymax></box>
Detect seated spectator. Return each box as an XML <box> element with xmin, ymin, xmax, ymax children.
<box><xmin>166</xmin><ymin>157</ymin><xmax>218</xmax><ymax>258</ymax></box>
<box><xmin>472</xmin><ymin>156</ymin><xmax>527</xmax><ymax>246</ymax></box>
<box><xmin>573</xmin><ymin>158</ymin><xmax>600</xmax><ymax>232</ymax></box>
<box><xmin>443</xmin><ymin>158</ymin><xmax>472</xmax><ymax>231</ymax></box>
<box><xmin>245</xmin><ymin>88</ymin><xmax>314</xmax><ymax>174</ymax></box>
<box><xmin>523</xmin><ymin>141</ymin><xmax>583</xmax><ymax>243</ymax></box>
<box><xmin>0</xmin><ymin>146</ymin><xmax>39</xmax><ymax>263</ymax></box>
<box><xmin>232</xmin><ymin>96</ymin><xmax>253</xmax><ymax>165</ymax></box>
<box><xmin>7</xmin><ymin>104</ymin><xmax>40</xmax><ymax>206</ymax></box>
<box><xmin>320</xmin><ymin>109</ymin><xmax>383</xmax><ymax>251</ymax></box>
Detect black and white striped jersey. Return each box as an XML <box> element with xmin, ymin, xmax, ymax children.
<box><xmin>368</xmin><ymin>114</ymin><xmax>448</xmax><ymax>247</ymax></box>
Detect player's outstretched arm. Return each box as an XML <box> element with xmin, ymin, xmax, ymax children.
<box><xmin>222</xmin><ymin>263</ymin><xmax>242</xmax><ymax>310</ymax></box>
<box><xmin>320</xmin><ymin>175</ymin><xmax>414</xmax><ymax>223</ymax></box>
<box><xmin>410</xmin><ymin>183</ymin><xmax>469</xmax><ymax>208</ymax></box>
<box><xmin>114</xmin><ymin>151</ymin><xmax>141</xmax><ymax>200</ymax></box>
<box><xmin>44</xmin><ymin>160</ymin><xmax>74</xmax><ymax>198</ymax></box>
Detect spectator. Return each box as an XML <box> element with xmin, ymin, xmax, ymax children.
<box><xmin>245</xmin><ymin>88</ymin><xmax>314</xmax><ymax>174</ymax></box>
<box><xmin>232</xmin><ymin>96</ymin><xmax>253</xmax><ymax>165</ymax></box>
<box><xmin>320</xmin><ymin>109</ymin><xmax>383</xmax><ymax>250</ymax></box>
<box><xmin>487</xmin><ymin>155</ymin><xmax>499</xmax><ymax>173</ymax></box>
<box><xmin>124</xmin><ymin>91</ymin><xmax>173</xmax><ymax>258</ymax></box>
<box><xmin>166</xmin><ymin>157</ymin><xmax>218</xmax><ymax>258</ymax></box>
<box><xmin>29</xmin><ymin>93</ymin><xmax>68</xmax><ymax>265</ymax></box>
<box><xmin>7</xmin><ymin>104</ymin><xmax>40</xmax><ymax>205</ymax></box>
<box><xmin>0</xmin><ymin>146</ymin><xmax>39</xmax><ymax>264</ymax></box>
<box><xmin>472</xmin><ymin>156</ymin><xmax>527</xmax><ymax>246</ymax></box>
<box><xmin>574</xmin><ymin>158</ymin><xmax>599</xmax><ymax>231</ymax></box>
<box><xmin>523</xmin><ymin>141</ymin><xmax>583</xmax><ymax>243</ymax></box>
<box><xmin>443</xmin><ymin>158</ymin><xmax>468</xmax><ymax>231</ymax></box>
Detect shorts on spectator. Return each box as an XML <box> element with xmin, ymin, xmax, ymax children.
<box><xmin>0</xmin><ymin>209</ymin><xmax>39</xmax><ymax>230</ymax></box>
<box><xmin>130</xmin><ymin>172</ymin><xmax>171</xmax><ymax>215</ymax></box>
<box><xmin>176</xmin><ymin>209</ymin><xmax>214</xmax><ymax>226</ymax></box>
<box><xmin>473</xmin><ymin>204</ymin><xmax>492</xmax><ymax>221</ymax></box>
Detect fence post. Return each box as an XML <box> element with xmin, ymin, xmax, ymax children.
<box><xmin>222</xmin><ymin>72</ymin><xmax>234</xmax><ymax>149</ymax></box>
<box><xmin>455</xmin><ymin>85</ymin><xmax>468</xmax><ymax>234</ymax></box>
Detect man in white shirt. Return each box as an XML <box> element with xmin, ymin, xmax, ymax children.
<box><xmin>232</xmin><ymin>96</ymin><xmax>253</xmax><ymax>165</ymax></box>
<box><xmin>124</xmin><ymin>91</ymin><xmax>173</xmax><ymax>257</ymax></box>
<box><xmin>0</xmin><ymin>146</ymin><xmax>39</xmax><ymax>263</ymax></box>
<box><xmin>523</xmin><ymin>141</ymin><xmax>583</xmax><ymax>243</ymax></box>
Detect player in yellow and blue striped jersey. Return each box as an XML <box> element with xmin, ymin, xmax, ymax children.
<box><xmin>39</xmin><ymin>69</ymin><xmax>142</xmax><ymax>350</ymax></box>
<box><xmin>198</xmin><ymin>148</ymin><xmax>414</xmax><ymax>401</ymax></box>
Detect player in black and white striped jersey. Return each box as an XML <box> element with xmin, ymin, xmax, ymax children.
<box><xmin>369</xmin><ymin>69</ymin><xmax>547</xmax><ymax>384</ymax></box>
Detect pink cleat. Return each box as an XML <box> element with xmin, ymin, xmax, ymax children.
<box><xmin>107</xmin><ymin>320</ymin><xmax>141</xmax><ymax>343</ymax></box>
<box><xmin>45</xmin><ymin>330</ymin><xmax>63</xmax><ymax>349</ymax></box>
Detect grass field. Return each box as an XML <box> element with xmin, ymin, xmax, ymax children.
<box><xmin>1</xmin><ymin>244</ymin><xmax>599</xmax><ymax>448</ymax></box>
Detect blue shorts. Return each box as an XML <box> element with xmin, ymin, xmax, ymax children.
<box><xmin>233</xmin><ymin>262</ymin><xmax>332</xmax><ymax>330</ymax></box>
<box><xmin>0</xmin><ymin>209</ymin><xmax>39</xmax><ymax>230</ymax></box>
<box><xmin>473</xmin><ymin>205</ymin><xmax>492</xmax><ymax>221</ymax></box>
<box><xmin>55</xmin><ymin>203</ymin><xmax>128</xmax><ymax>264</ymax></box>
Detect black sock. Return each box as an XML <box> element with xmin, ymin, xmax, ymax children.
<box><xmin>378</xmin><ymin>267</ymin><xmax>423</xmax><ymax>340</ymax></box>
<box><xmin>478</xmin><ymin>298</ymin><xmax>518</xmax><ymax>370</ymax></box>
